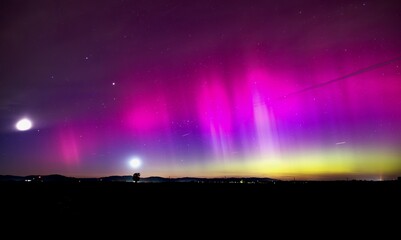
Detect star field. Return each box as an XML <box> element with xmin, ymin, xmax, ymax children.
<box><xmin>0</xmin><ymin>0</ymin><xmax>400</xmax><ymax>179</ymax></box>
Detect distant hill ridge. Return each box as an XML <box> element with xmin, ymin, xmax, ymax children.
<box><xmin>0</xmin><ymin>174</ymin><xmax>277</xmax><ymax>183</ymax></box>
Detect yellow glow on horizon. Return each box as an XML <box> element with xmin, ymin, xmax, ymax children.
<box><xmin>145</xmin><ymin>148</ymin><xmax>401</xmax><ymax>180</ymax></box>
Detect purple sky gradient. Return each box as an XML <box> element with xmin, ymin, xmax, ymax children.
<box><xmin>1</xmin><ymin>0</ymin><xmax>400</xmax><ymax>179</ymax></box>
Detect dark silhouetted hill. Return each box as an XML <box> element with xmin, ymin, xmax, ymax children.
<box><xmin>0</xmin><ymin>175</ymin><xmax>25</xmax><ymax>182</ymax></box>
<box><xmin>1</xmin><ymin>174</ymin><xmax>278</xmax><ymax>183</ymax></box>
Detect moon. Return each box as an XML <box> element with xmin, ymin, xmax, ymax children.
<box><xmin>16</xmin><ymin>118</ymin><xmax>32</xmax><ymax>131</ymax></box>
<box><xmin>129</xmin><ymin>157</ymin><xmax>141</xmax><ymax>169</ymax></box>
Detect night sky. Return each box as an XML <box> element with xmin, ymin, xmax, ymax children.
<box><xmin>1</xmin><ymin>0</ymin><xmax>401</xmax><ymax>180</ymax></box>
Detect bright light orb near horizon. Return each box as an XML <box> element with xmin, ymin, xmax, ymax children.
<box><xmin>129</xmin><ymin>157</ymin><xmax>141</xmax><ymax>169</ymax></box>
<box><xmin>16</xmin><ymin>118</ymin><xmax>32</xmax><ymax>131</ymax></box>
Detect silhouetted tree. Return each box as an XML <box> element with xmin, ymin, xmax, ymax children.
<box><xmin>133</xmin><ymin>173</ymin><xmax>140</xmax><ymax>183</ymax></box>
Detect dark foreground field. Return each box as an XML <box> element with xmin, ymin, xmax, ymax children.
<box><xmin>1</xmin><ymin>181</ymin><xmax>400</xmax><ymax>218</ymax></box>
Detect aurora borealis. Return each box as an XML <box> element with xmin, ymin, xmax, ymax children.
<box><xmin>1</xmin><ymin>0</ymin><xmax>400</xmax><ymax>180</ymax></box>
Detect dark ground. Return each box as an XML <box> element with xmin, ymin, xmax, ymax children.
<box><xmin>1</xmin><ymin>181</ymin><xmax>400</xmax><ymax>219</ymax></box>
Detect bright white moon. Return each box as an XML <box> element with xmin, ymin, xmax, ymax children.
<box><xmin>16</xmin><ymin>118</ymin><xmax>32</xmax><ymax>131</ymax></box>
<box><xmin>129</xmin><ymin>158</ymin><xmax>141</xmax><ymax>168</ymax></box>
